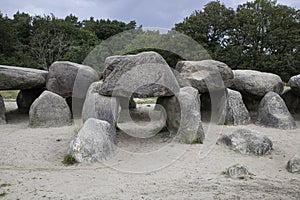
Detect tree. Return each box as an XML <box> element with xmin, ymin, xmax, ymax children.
<box><xmin>174</xmin><ymin>0</ymin><xmax>300</xmax><ymax>81</ymax></box>
<box><xmin>174</xmin><ymin>1</ymin><xmax>235</xmax><ymax>60</ymax></box>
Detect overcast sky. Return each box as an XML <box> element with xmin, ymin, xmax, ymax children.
<box><xmin>0</xmin><ymin>0</ymin><xmax>299</xmax><ymax>28</ymax></box>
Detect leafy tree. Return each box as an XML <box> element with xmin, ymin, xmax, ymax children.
<box><xmin>174</xmin><ymin>0</ymin><xmax>300</xmax><ymax>81</ymax></box>
<box><xmin>175</xmin><ymin>1</ymin><xmax>235</xmax><ymax>60</ymax></box>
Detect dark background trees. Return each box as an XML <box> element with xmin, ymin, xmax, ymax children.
<box><xmin>174</xmin><ymin>0</ymin><xmax>300</xmax><ymax>81</ymax></box>
<box><xmin>0</xmin><ymin>12</ymin><xmax>136</xmax><ymax>70</ymax></box>
<box><xmin>0</xmin><ymin>0</ymin><xmax>299</xmax><ymax>81</ymax></box>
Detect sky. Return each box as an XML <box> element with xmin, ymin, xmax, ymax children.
<box><xmin>0</xmin><ymin>0</ymin><xmax>299</xmax><ymax>28</ymax></box>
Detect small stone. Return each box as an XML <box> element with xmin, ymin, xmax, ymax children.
<box><xmin>225</xmin><ymin>164</ymin><xmax>254</xmax><ymax>178</ymax></box>
<box><xmin>217</xmin><ymin>129</ymin><xmax>273</xmax><ymax>156</ymax></box>
<box><xmin>286</xmin><ymin>155</ymin><xmax>300</xmax><ymax>173</ymax></box>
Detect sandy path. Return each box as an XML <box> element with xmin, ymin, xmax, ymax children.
<box><xmin>0</xmin><ymin>104</ymin><xmax>299</xmax><ymax>199</ymax></box>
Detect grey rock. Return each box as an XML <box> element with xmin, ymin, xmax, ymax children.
<box><xmin>282</xmin><ymin>89</ymin><xmax>300</xmax><ymax>114</ymax></box>
<box><xmin>217</xmin><ymin>129</ymin><xmax>273</xmax><ymax>156</ymax></box>
<box><xmin>288</xmin><ymin>75</ymin><xmax>300</xmax><ymax>96</ymax></box>
<box><xmin>231</xmin><ymin>70</ymin><xmax>284</xmax><ymax>99</ymax></box>
<box><xmin>223</xmin><ymin>89</ymin><xmax>251</xmax><ymax>125</ymax></box>
<box><xmin>29</xmin><ymin>91</ymin><xmax>72</xmax><ymax>128</ymax></box>
<box><xmin>99</xmin><ymin>52</ymin><xmax>180</xmax><ymax>98</ymax></box>
<box><xmin>225</xmin><ymin>164</ymin><xmax>254</xmax><ymax>178</ymax></box>
<box><xmin>175</xmin><ymin>60</ymin><xmax>233</xmax><ymax>93</ymax></box>
<box><xmin>0</xmin><ymin>65</ymin><xmax>48</xmax><ymax>90</ymax></box>
<box><xmin>82</xmin><ymin>82</ymin><xmax>119</xmax><ymax>125</ymax></box>
<box><xmin>256</xmin><ymin>92</ymin><xmax>296</xmax><ymax>129</ymax></box>
<box><xmin>46</xmin><ymin>61</ymin><xmax>99</xmax><ymax>98</ymax></box>
<box><xmin>17</xmin><ymin>89</ymin><xmax>44</xmax><ymax>113</ymax></box>
<box><xmin>102</xmin><ymin>55</ymin><xmax>126</xmax><ymax>80</ymax></box>
<box><xmin>171</xmin><ymin>68</ymin><xmax>191</xmax><ymax>88</ymax></box>
<box><xmin>156</xmin><ymin>87</ymin><xmax>204</xmax><ymax>143</ymax></box>
<box><xmin>286</xmin><ymin>155</ymin><xmax>300</xmax><ymax>173</ymax></box>
<box><xmin>0</xmin><ymin>95</ymin><xmax>6</xmax><ymax>124</ymax></box>
<box><xmin>68</xmin><ymin>118</ymin><xmax>116</xmax><ymax>163</ymax></box>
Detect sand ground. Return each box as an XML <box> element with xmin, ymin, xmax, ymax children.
<box><xmin>0</xmin><ymin>102</ymin><xmax>299</xmax><ymax>199</ymax></box>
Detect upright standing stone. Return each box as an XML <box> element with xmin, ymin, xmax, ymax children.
<box><xmin>0</xmin><ymin>95</ymin><xmax>6</xmax><ymax>124</ymax></box>
<box><xmin>256</xmin><ymin>92</ymin><xmax>296</xmax><ymax>129</ymax></box>
<box><xmin>157</xmin><ymin>87</ymin><xmax>204</xmax><ymax>143</ymax></box>
<box><xmin>282</xmin><ymin>89</ymin><xmax>300</xmax><ymax>114</ymax></box>
<box><xmin>82</xmin><ymin>82</ymin><xmax>119</xmax><ymax>126</ymax></box>
<box><xmin>17</xmin><ymin>89</ymin><xmax>44</xmax><ymax>113</ymax></box>
<box><xmin>29</xmin><ymin>91</ymin><xmax>72</xmax><ymax>128</ymax></box>
<box><xmin>288</xmin><ymin>75</ymin><xmax>300</xmax><ymax>96</ymax></box>
<box><xmin>223</xmin><ymin>89</ymin><xmax>251</xmax><ymax>125</ymax></box>
<box><xmin>68</xmin><ymin>118</ymin><xmax>116</xmax><ymax>163</ymax></box>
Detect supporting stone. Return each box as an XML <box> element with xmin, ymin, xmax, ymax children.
<box><xmin>157</xmin><ymin>87</ymin><xmax>204</xmax><ymax>143</ymax></box>
<box><xmin>82</xmin><ymin>82</ymin><xmax>119</xmax><ymax>126</ymax></box>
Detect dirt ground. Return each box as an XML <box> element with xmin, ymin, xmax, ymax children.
<box><xmin>0</xmin><ymin>102</ymin><xmax>299</xmax><ymax>199</ymax></box>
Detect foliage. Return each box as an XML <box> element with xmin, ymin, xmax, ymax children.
<box><xmin>0</xmin><ymin>12</ymin><xmax>136</xmax><ymax>70</ymax></box>
<box><xmin>62</xmin><ymin>154</ymin><xmax>78</xmax><ymax>165</ymax></box>
<box><xmin>0</xmin><ymin>90</ymin><xmax>19</xmax><ymax>99</ymax></box>
<box><xmin>175</xmin><ymin>0</ymin><xmax>300</xmax><ymax>81</ymax></box>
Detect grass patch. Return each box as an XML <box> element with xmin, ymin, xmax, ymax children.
<box><xmin>62</xmin><ymin>154</ymin><xmax>78</xmax><ymax>165</ymax></box>
<box><xmin>0</xmin><ymin>90</ymin><xmax>19</xmax><ymax>100</ymax></box>
<box><xmin>0</xmin><ymin>184</ymin><xmax>11</xmax><ymax>188</ymax></box>
<box><xmin>0</xmin><ymin>192</ymin><xmax>6</xmax><ymax>197</ymax></box>
<box><xmin>135</xmin><ymin>97</ymin><xmax>157</xmax><ymax>105</ymax></box>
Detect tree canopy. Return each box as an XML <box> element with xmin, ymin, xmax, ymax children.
<box><xmin>0</xmin><ymin>12</ymin><xmax>136</xmax><ymax>70</ymax></box>
<box><xmin>175</xmin><ymin>0</ymin><xmax>300</xmax><ymax>81</ymax></box>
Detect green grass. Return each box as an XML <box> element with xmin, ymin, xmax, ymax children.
<box><xmin>0</xmin><ymin>184</ymin><xmax>11</xmax><ymax>188</ymax></box>
<box><xmin>62</xmin><ymin>154</ymin><xmax>78</xmax><ymax>165</ymax></box>
<box><xmin>0</xmin><ymin>192</ymin><xmax>6</xmax><ymax>197</ymax></box>
<box><xmin>135</xmin><ymin>97</ymin><xmax>157</xmax><ymax>105</ymax></box>
<box><xmin>0</xmin><ymin>90</ymin><xmax>19</xmax><ymax>100</ymax></box>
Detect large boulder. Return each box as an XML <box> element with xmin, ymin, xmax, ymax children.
<box><xmin>0</xmin><ymin>95</ymin><xmax>6</xmax><ymax>124</ymax></box>
<box><xmin>223</xmin><ymin>89</ymin><xmax>251</xmax><ymax>125</ymax></box>
<box><xmin>217</xmin><ymin>129</ymin><xmax>273</xmax><ymax>156</ymax></box>
<box><xmin>102</xmin><ymin>55</ymin><xmax>126</xmax><ymax>80</ymax></box>
<box><xmin>29</xmin><ymin>91</ymin><xmax>72</xmax><ymax>128</ymax></box>
<box><xmin>231</xmin><ymin>70</ymin><xmax>284</xmax><ymax>99</ymax></box>
<box><xmin>286</xmin><ymin>155</ymin><xmax>300</xmax><ymax>173</ymax></box>
<box><xmin>288</xmin><ymin>75</ymin><xmax>300</xmax><ymax>96</ymax></box>
<box><xmin>175</xmin><ymin>60</ymin><xmax>233</xmax><ymax>93</ymax></box>
<box><xmin>281</xmin><ymin>89</ymin><xmax>300</xmax><ymax>114</ymax></box>
<box><xmin>0</xmin><ymin>65</ymin><xmax>48</xmax><ymax>90</ymax></box>
<box><xmin>82</xmin><ymin>82</ymin><xmax>119</xmax><ymax>126</ymax></box>
<box><xmin>46</xmin><ymin>61</ymin><xmax>99</xmax><ymax>98</ymax></box>
<box><xmin>99</xmin><ymin>51</ymin><xmax>180</xmax><ymax>98</ymax></box>
<box><xmin>156</xmin><ymin>87</ymin><xmax>204</xmax><ymax>143</ymax></box>
<box><xmin>17</xmin><ymin>89</ymin><xmax>44</xmax><ymax>113</ymax></box>
<box><xmin>256</xmin><ymin>92</ymin><xmax>296</xmax><ymax>130</ymax></box>
<box><xmin>68</xmin><ymin>118</ymin><xmax>116</xmax><ymax>163</ymax></box>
